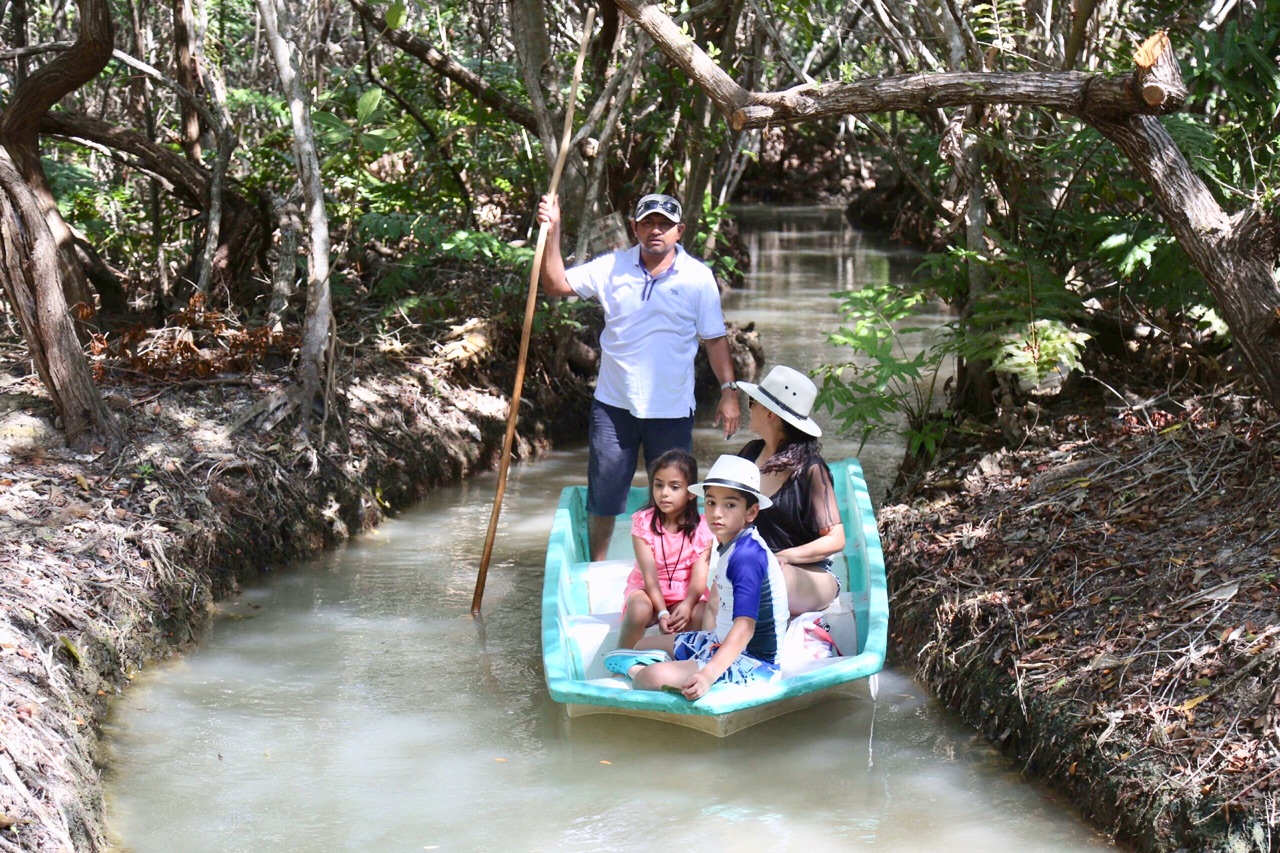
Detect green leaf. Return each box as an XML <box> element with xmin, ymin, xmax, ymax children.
<box><xmin>58</xmin><ymin>635</ymin><xmax>83</xmax><ymax>666</ymax></box>
<box><xmin>359</xmin><ymin>127</ymin><xmax>398</xmax><ymax>153</ymax></box>
<box><xmin>356</xmin><ymin>88</ymin><xmax>383</xmax><ymax>126</ymax></box>
<box><xmin>385</xmin><ymin>0</ymin><xmax>407</xmax><ymax>29</ymax></box>
<box><xmin>311</xmin><ymin>110</ymin><xmax>351</xmax><ymax>143</ymax></box>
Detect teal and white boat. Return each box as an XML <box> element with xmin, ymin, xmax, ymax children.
<box><xmin>541</xmin><ymin>457</ymin><xmax>888</xmax><ymax>736</ymax></box>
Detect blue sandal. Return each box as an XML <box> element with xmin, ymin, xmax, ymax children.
<box><xmin>604</xmin><ymin>648</ymin><xmax>671</xmax><ymax>676</ymax></box>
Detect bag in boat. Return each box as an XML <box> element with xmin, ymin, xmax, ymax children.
<box><xmin>780</xmin><ymin>610</ymin><xmax>840</xmax><ymax>670</ymax></box>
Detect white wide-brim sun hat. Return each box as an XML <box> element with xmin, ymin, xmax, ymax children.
<box><xmin>688</xmin><ymin>454</ymin><xmax>773</xmax><ymax>509</ymax></box>
<box><xmin>738</xmin><ymin>364</ymin><xmax>822</xmax><ymax>437</ymax></box>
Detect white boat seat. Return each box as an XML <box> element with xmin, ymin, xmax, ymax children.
<box><xmin>585</xmin><ymin>559</ymin><xmax>634</xmax><ymax>614</ymax></box>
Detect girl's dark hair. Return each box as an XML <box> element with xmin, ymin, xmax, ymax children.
<box><xmin>759</xmin><ymin>421</ymin><xmax>823</xmax><ymax>475</ymax></box>
<box><xmin>643</xmin><ymin>449</ymin><xmax>701</xmax><ymax>538</ymax></box>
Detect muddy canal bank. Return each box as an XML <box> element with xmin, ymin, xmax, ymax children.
<box><xmin>881</xmin><ymin>378</ymin><xmax>1280</xmax><ymax>852</ymax></box>
<box><xmin>0</xmin><ymin>338</ymin><xmax>591</xmax><ymax>851</ymax></box>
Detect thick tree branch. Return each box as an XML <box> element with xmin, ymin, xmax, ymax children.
<box><xmin>0</xmin><ymin>7</ymin><xmax>113</xmax><ymax>148</ymax></box>
<box><xmin>0</xmin><ymin>41</ymin><xmax>74</xmax><ymax>61</ymax></box>
<box><xmin>38</xmin><ymin>109</ymin><xmax>266</xmax><ymax>301</ymax></box>
<box><xmin>1092</xmin><ymin>113</ymin><xmax>1280</xmax><ymax>397</ymax></box>
<box><xmin>109</xmin><ymin>48</ymin><xmax>219</xmax><ymax>136</ymax></box>
<box><xmin>612</xmin><ymin>0</ymin><xmax>753</xmax><ymax>118</ymax></box>
<box><xmin>727</xmin><ymin>66</ymin><xmax>1185</xmax><ymax>131</ymax></box>
<box><xmin>39</xmin><ymin>110</ymin><xmax>209</xmax><ymax>206</ymax></box>
<box><xmin>615</xmin><ymin>0</ymin><xmax>1186</xmax><ymax>133</ymax></box>
<box><xmin>621</xmin><ymin>1</ymin><xmax>1280</xmax><ymax>408</ymax></box>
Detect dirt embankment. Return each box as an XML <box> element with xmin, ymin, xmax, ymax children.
<box><xmin>0</xmin><ymin>349</ymin><xmax>578</xmax><ymax>851</ymax></box>
<box><xmin>880</xmin><ymin>378</ymin><xmax>1280</xmax><ymax>852</ymax></box>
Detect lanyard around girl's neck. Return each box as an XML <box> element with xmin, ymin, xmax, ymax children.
<box><xmin>656</xmin><ymin>520</ymin><xmax>686</xmax><ymax>586</ymax></box>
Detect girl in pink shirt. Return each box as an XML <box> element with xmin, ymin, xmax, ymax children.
<box><xmin>617</xmin><ymin>450</ymin><xmax>714</xmax><ymax>648</ymax></box>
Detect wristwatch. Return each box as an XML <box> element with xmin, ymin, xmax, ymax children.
<box><xmin>720</xmin><ymin>380</ymin><xmax>738</xmax><ymax>391</ymax></box>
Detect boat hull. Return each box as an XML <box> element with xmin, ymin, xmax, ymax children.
<box><xmin>541</xmin><ymin>458</ymin><xmax>888</xmax><ymax>736</ymax></box>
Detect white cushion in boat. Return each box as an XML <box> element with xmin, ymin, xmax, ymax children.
<box><xmin>779</xmin><ymin>594</ymin><xmax>858</xmax><ymax>677</ymax></box>
<box><xmin>586</xmin><ymin>559</ymin><xmax>634</xmax><ymax>614</ymax></box>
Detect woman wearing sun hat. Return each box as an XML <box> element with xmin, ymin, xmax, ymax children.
<box><xmin>735</xmin><ymin>365</ymin><xmax>844</xmax><ymax>616</ymax></box>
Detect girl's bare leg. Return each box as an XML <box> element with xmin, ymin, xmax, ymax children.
<box><xmin>617</xmin><ymin>591</ymin><xmax>655</xmax><ymax>649</ymax></box>
<box><xmin>689</xmin><ymin>601</ymin><xmax>706</xmax><ymax>630</ymax></box>
<box><xmin>783</xmin><ymin>565</ymin><xmax>839</xmax><ymax>617</ymax></box>
<box><xmin>635</xmin><ymin>633</ymin><xmax>675</xmax><ymax>655</ymax></box>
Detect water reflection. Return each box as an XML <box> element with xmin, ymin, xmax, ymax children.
<box><xmin>104</xmin><ymin>209</ymin><xmax>1114</xmax><ymax>852</ymax></box>
<box><xmin>723</xmin><ymin>205</ymin><xmax>949</xmax><ymax>502</ymax></box>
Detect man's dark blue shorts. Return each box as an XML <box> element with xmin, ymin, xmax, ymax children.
<box><xmin>587</xmin><ymin>401</ymin><xmax>694</xmax><ymax>517</ymax></box>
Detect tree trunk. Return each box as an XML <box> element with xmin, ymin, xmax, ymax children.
<box><xmin>1062</xmin><ymin>0</ymin><xmax>1101</xmax><ymax>71</ymax></box>
<box><xmin>0</xmin><ymin>0</ymin><xmax>109</xmax><ymax>325</ymax></box>
<box><xmin>573</xmin><ymin>46</ymin><xmax>644</xmax><ymax>261</ymax></box>
<box><xmin>257</xmin><ymin>0</ymin><xmax>333</xmax><ymax>432</ymax></box>
<box><xmin>0</xmin><ymin>148</ymin><xmax>120</xmax><ymax>450</ymax></box>
<box><xmin>616</xmin><ymin>11</ymin><xmax>1280</xmax><ymax>414</ymax></box>
<box><xmin>127</xmin><ymin>0</ymin><xmax>169</xmax><ymax>301</ymax></box>
<box><xmin>0</xmin><ymin>0</ymin><xmax>121</xmax><ymax>448</ymax></box>
<box><xmin>509</xmin><ymin>0</ymin><xmax>559</xmax><ymax>166</ymax></box>
<box><xmin>939</xmin><ymin>9</ymin><xmax>994</xmax><ymax>417</ymax></box>
<box><xmin>1092</xmin><ymin>114</ymin><xmax>1280</xmax><ymax>408</ymax></box>
<box><xmin>681</xmin><ymin>94</ymin><xmax>715</xmax><ymax>252</ymax></box>
<box><xmin>267</xmin><ymin>191</ymin><xmax>301</xmax><ymax>330</ymax></box>
<box><xmin>173</xmin><ymin>0</ymin><xmax>204</xmax><ymax>162</ymax></box>
<box><xmin>184</xmin><ymin>0</ymin><xmax>239</xmax><ymax>299</ymax></box>
<box><xmin>12</xmin><ymin>0</ymin><xmax>29</xmax><ymax>87</ymax></box>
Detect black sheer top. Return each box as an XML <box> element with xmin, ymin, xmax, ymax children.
<box><xmin>736</xmin><ymin>439</ymin><xmax>842</xmax><ymax>566</ymax></box>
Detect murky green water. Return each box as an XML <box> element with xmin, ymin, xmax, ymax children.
<box><xmin>104</xmin><ymin>207</ymin><xmax>1116</xmax><ymax>852</ymax></box>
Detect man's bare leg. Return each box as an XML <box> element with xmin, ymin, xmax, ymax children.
<box><xmin>589</xmin><ymin>514</ymin><xmax>616</xmax><ymax>562</ymax></box>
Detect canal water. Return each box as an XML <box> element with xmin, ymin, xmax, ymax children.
<box><xmin>103</xmin><ymin>207</ymin><xmax>1115</xmax><ymax>851</ymax></box>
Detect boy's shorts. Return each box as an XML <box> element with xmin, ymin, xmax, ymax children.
<box><xmin>587</xmin><ymin>401</ymin><xmax>694</xmax><ymax>517</ymax></box>
<box><xmin>672</xmin><ymin>630</ymin><xmax>780</xmax><ymax>686</ymax></box>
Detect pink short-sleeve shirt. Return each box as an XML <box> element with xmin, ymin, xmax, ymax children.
<box><xmin>624</xmin><ymin>507</ymin><xmax>715</xmax><ymax>604</ymax></box>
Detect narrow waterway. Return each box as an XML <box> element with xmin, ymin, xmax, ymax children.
<box><xmin>104</xmin><ymin>207</ymin><xmax>1115</xmax><ymax>851</ymax></box>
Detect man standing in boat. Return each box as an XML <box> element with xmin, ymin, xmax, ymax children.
<box><xmin>537</xmin><ymin>191</ymin><xmax>741</xmax><ymax>561</ymax></box>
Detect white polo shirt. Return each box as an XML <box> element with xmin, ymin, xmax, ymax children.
<box><xmin>566</xmin><ymin>244</ymin><xmax>726</xmax><ymax>419</ymax></box>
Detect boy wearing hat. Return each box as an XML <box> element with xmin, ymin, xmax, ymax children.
<box><xmin>604</xmin><ymin>455</ymin><xmax>789</xmax><ymax>700</ymax></box>
<box><xmin>536</xmin><ymin>192</ymin><xmax>741</xmax><ymax>562</ymax></box>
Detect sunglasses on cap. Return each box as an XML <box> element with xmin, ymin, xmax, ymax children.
<box><xmin>633</xmin><ymin>195</ymin><xmax>682</xmax><ymax>222</ymax></box>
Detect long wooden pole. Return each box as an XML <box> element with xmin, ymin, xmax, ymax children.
<box><xmin>472</xmin><ymin>9</ymin><xmax>595</xmax><ymax>614</ymax></box>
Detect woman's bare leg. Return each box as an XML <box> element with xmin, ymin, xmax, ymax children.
<box><xmin>783</xmin><ymin>565</ymin><xmax>839</xmax><ymax>617</ymax></box>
